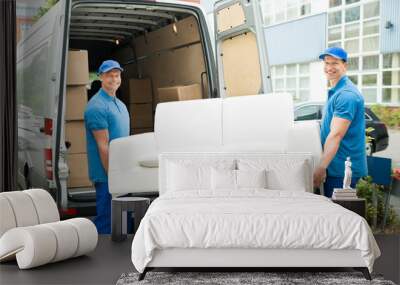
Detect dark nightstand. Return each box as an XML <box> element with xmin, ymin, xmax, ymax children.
<box><xmin>331</xmin><ymin>198</ymin><xmax>366</xmax><ymax>218</ymax></box>
<box><xmin>111</xmin><ymin>197</ymin><xmax>151</xmax><ymax>242</ymax></box>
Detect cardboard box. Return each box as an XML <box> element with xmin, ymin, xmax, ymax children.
<box><xmin>157</xmin><ymin>83</ymin><xmax>202</xmax><ymax>103</ymax></box>
<box><xmin>65</xmin><ymin>121</ymin><xmax>86</xmax><ymax>154</ymax></box>
<box><xmin>129</xmin><ymin>78</ymin><xmax>153</xmax><ymax>103</ymax></box>
<box><xmin>66</xmin><ymin>153</ymin><xmax>92</xmax><ymax>188</ymax></box>
<box><xmin>130</xmin><ymin>127</ymin><xmax>154</xmax><ymax>135</ymax></box>
<box><xmin>129</xmin><ymin>103</ymin><xmax>153</xmax><ymax>128</ymax></box>
<box><xmin>66</xmin><ymin>86</ymin><xmax>88</xmax><ymax>120</ymax></box>
<box><xmin>67</xmin><ymin>50</ymin><xmax>89</xmax><ymax>86</ymax></box>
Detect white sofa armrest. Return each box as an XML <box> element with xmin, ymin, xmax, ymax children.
<box><xmin>109</xmin><ymin>133</ymin><xmax>159</xmax><ymax>194</ymax></box>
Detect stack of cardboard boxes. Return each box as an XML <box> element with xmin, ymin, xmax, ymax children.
<box><xmin>157</xmin><ymin>83</ymin><xmax>202</xmax><ymax>103</ymax></box>
<box><xmin>128</xmin><ymin>78</ymin><xmax>154</xmax><ymax>134</ymax></box>
<box><xmin>65</xmin><ymin>50</ymin><xmax>92</xmax><ymax>188</ymax></box>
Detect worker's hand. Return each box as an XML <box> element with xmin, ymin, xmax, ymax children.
<box><xmin>313</xmin><ymin>165</ymin><xmax>327</xmax><ymax>188</ymax></box>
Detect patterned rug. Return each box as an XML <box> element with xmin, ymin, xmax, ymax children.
<box><xmin>116</xmin><ymin>271</ymin><xmax>396</xmax><ymax>285</ymax></box>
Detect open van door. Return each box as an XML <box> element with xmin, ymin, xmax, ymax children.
<box><xmin>214</xmin><ymin>0</ymin><xmax>272</xmax><ymax>97</ymax></box>
<box><xmin>53</xmin><ymin>0</ymin><xmax>74</xmax><ymax>211</ymax></box>
<box><xmin>16</xmin><ymin>0</ymin><xmax>71</xmax><ymax>209</ymax></box>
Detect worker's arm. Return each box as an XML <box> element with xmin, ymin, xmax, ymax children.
<box><xmin>92</xmin><ymin>129</ymin><xmax>110</xmax><ymax>173</ymax></box>
<box><xmin>313</xmin><ymin>117</ymin><xmax>351</xmax><ymax>187</ymax></box>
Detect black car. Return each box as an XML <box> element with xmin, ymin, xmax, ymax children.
<box><xmin>294</xmin><ymin>102</ymin><xmax>389</xmax><ymax>155</ymax></box>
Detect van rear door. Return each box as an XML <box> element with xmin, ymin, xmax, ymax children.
<box><xmin>16</xmin><ymin>0</ymin><xmax>70</xmax><ymax>208</ymax></box>
<box><xmin>51</xmin><ymin>0</ymin><xmax>72</xmax><ymax>209</ymax></box>
<box><xmin>214</xmin><ymin>0</ymin><xmax>272</xmax><ymax>97</ymax></box>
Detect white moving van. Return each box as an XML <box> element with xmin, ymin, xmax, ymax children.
<box><xmin>16</xmin><ymin>0</ymin><xmax>271</xmax><ymax>216</ymax></box>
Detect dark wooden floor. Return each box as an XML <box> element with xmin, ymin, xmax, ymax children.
<box><xmin>0</xmin><ymin>234</ymin><xmax>398</xmax><ymax>285</ymax></box>
<box><xmin>0</xmin><ymin>235</ymin><xmax>135</xmax><ymax>285</ymax></box>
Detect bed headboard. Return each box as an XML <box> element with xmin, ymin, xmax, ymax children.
<box><xmin>159</xmin><ymin>152</ymin><xmax>314</xmax><ymax>195</ymax></box>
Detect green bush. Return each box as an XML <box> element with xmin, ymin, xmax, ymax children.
<box><xmin>356</xmin><ymin>176</ymin><xmax>400</xmax><ymax>233</ymax></box>
<box><xmin>369</xmin><ymin>105</ymin><xmax>400</xmax><ymax>129</ymax></box>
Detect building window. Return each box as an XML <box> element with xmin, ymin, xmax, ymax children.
<box><xmin>329</xmin><ymin>10</ymin><xmax>342</xmax><ymax>25</ymax></box>
<box><xmin>345</xmin><ymin>6</ymin><xmax>360</xmax><ymax>22</ymax></box>
<box><xmin>364</xmin><ymin>1</ymin><xmax>379</xmax><ymax>19</ymax></box>
<box><xmin>382</xmin><ymin>53</ymin><xmax>400</xmax><ymax>104</ymax></box>
<box><xmin>271</xmin><ymin>63</ymin><xmax>310</xmax><ymax>102</ymax></box>
<box><xmin>363</xmin><ymin>55</ymin><xmax>379</xmax><ymax>70</ymax></box>
<box><xmin>330</xmin><ymin>0</ymin><xmax>342</xmax><ymax>8</ymax></box>
<box><xmin>260</xmin><ymin>0</ymin><xmax>312</xmax><ymax>26</ymax></box>
<box><xmin>326</xmin><ymin>0</ymin><xmax>394</xmax><ymax>104</ymax></box>
<box><xmin>346</xmin><ymin>0</ymin><xmax>360</xmax><ymax>4</ymax></box>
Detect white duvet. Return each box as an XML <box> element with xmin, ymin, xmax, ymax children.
<box><xmin>131</xmin><ymin>190</ymin><xmax>380</xmax><ymax>273</ymax></box>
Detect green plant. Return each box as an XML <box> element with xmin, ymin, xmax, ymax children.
<box><xmin>365</xmin><ymin>127</ymin><xmax>374</xmax><ymax>144</ymax></box>
<box><xmin>356</xmin><ymin>176</ymin><xmax>400</xmax><ymax>233</ymax></box>
<box><xmin>369</xmin><ymin>104</ymin><xmax>400</xmax><ymax>129</ymax></box>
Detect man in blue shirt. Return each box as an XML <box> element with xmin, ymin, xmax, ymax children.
<box><xmin>314</xmin><ymin>47</ymin><xmax>367</xmax><ymax>198</ymax></box>
<box><xmin>84</xmin><ymin>60</ymin><xmax>130</xmax><ymax>234</ymax></box>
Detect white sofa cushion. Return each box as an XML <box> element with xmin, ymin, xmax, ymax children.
<box><xmin>222</xmin><ymin>94</ymin><xmax>293</xmax><ymax>152</ymax></box>
<box><xmin>155</xmin><ymin>98</ymin><xmax>223</xmax><ymax>153</ymax></box>
<box><xmin>287</xmin><ymin>121</ymin><xmax>322</xmax><ymax>169</ymax></box>
<box><xmin>109</xmin><ymin>133</ymin><xmax>159</xmax><ymax>194</ymax></box>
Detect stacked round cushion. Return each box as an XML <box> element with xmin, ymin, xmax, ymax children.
<box><xmin>0</xmin><ymin>189</ymin><xmax>98</xmax><ymax>269</ymax></box>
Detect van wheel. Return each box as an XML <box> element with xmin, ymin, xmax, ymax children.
<box><xmin>24</xmin><ymin>164</ymin><xmax>31</xmax><ymax>189</ymax></box>
<box><xmin>366</xmin><ymin>142</ymin><xmax>374</xmax><ymax>156</ymax></box>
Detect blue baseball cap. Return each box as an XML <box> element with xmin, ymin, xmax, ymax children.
<box><xmin>319</xmin><ymin>47</ymin><xmax>348</xmax><ymax>62</ymax></box>
<box><xmin>97</xmin><ymin>60</ymin><xmax>123</xmax><ymax>75</ymax></box>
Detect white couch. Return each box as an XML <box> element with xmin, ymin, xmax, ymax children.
<box><xmin>109</xmin><ymin>94</ymin><xmax>322</xmax><ymax>195</ymax></box>
<box><xmin>0</xmin><ymin>189</ymin><xmax>98</xmax><ymax>269</ymax></box>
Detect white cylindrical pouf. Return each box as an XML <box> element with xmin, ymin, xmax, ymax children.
<box><xmin>42</xmin><ymin>221</ymin><xmax>79</xmax><ymax>262</ymax></box>
<box><xmin>1</xmin><ymin>192</ymin><xmax>39</xmax><ymax>227</ymax></box>
<box><xmin>65</xmin><ymin>218</ymin><xmax>98</xmax><ymax>257</ymax></box>
<box><xmin>23</xmin><ymin>189</ymin><xmax>60</xmax><ymax>223</ymax></box>
<box><xmin>0</xmin><ymin>226</ymin><xmax>57</xmax><ymax>269</ymax></box>
<box><xmin>0</xmin><ymin>195</ymin><xmax>17</xmax><ymax>237</ymax></box>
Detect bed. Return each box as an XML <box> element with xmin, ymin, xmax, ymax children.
<box><xmin>131</xmin><ymin>152</ymin><xmax>381</xmax><ymax>281</ymax></box>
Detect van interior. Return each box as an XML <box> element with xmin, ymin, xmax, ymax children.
<box><xmin>68</xmin><ymin>2</ymin><xmax>211</xmax><ymax>135</ymax></box>
<box><xmin>64</xmin><ymin>2</ymin><xmax>212</xmax><ymax>197</ymax></box>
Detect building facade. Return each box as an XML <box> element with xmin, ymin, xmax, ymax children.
<box><xmin>261</xmin><ymin>0</ymin><xmax>400</xmax><ymax>106</ymax></box>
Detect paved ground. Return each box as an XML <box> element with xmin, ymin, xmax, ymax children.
<box><xmin>375</xmin><ymin>129</ymin><xmax>400</xmax><ymax>168</ymax></box>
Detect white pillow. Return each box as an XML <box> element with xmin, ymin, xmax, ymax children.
<box><xmin>211</xmin><ymin>168</ymin><xmax>236</xmax><ymax>190</ymax></box>
<box><xmin>167</xmin><ymin>163</ymin><xmax>210</xmax><ymax>191</ymax></box>
<box><xmin>166</xmin><ymin>159</ymin><xmax>235</xmax><ymax>192</ymax></box>
<box><xmin>238</xmin><ymin>158</ymin><xmax>310</xmax><ymax>192</ymax></box>
<box><xmin>236</xmin><ymin>169</ymin><xmax>267</xmax><ymax>189</ymax></box>
<box><xmin>211</xmin><ymin>169</ymin><xmax>268</xmax><ymax>190</ymax></box>
<box><xmin>266</xmin><ymin>161</ymin><xmax>308</xmax><ymax>191</ymax></box>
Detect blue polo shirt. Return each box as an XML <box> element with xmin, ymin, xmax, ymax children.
<box><xmin>84</xmin><ymin>88</ymin><xmax>130</xmax><ymax>182</ymax></box>
<box><xmin>320</xmin><ymin>76</ymin><xmax>367</xmax><ymax>178</ymax></box>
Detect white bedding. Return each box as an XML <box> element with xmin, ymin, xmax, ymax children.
<box><xmin>131</xmin><ymin>190</ymin><xmax>380</xmax><ymax>273</ymax></box>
